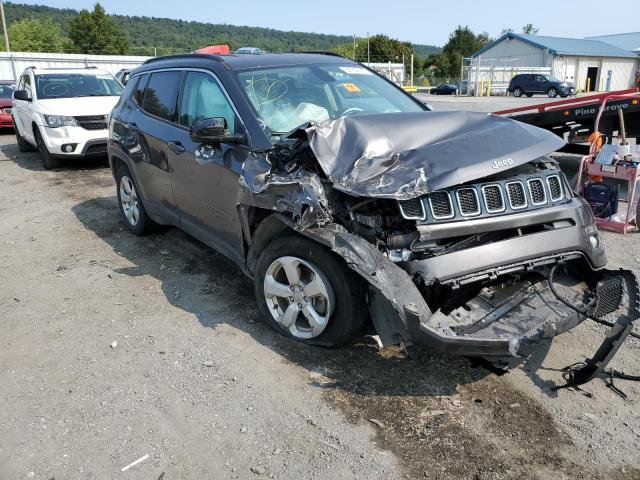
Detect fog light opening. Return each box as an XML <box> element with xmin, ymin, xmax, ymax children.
<box><xmin>62</xmin><ymin>143</ymin><xmax>77</xmax><ymax>153</ymax></box>
<box><xmin>589</xmin><ymin>234</ymin><xmax>600</xmax><ymax>249</ymax></box>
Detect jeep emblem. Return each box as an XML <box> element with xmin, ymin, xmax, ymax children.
<box><xmin>492</xmin><ymin>158</ymin><xmax>514</xmax><ymax>169</ymax></box>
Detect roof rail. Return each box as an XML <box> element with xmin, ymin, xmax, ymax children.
<box><xmin>142</xmin><ymin>53</ymin><xmax>226</xmax><ymax>65</ymax></box>
<box><xmin>298</xmin><ymin>51</ymin><xmax>346</xmax><ymax>58</ymax></box>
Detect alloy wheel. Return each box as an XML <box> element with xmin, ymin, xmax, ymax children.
<box><xmin>263</xmin><ymin>256</ymin><xmax>335</xmax><ymax>339</ymax></box>
<box><xmin>119</xmin><ymin>175</ymin><xmax>140</xmax><ymax>226</ymax></box>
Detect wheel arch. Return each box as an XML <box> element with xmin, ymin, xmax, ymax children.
<box><xmin>244</xmin><ymin>211</ymin><xmax>293</xmax><ymax>277</ymax></box>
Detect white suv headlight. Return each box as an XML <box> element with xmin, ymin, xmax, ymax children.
<box><xmin>44</xmin><ymin>115</ymin><xmax>79</xmax><ymax>128</ymax></box>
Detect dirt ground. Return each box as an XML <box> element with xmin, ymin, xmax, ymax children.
<box><xmin>1</xmin><ymin>131</ymin><xmax>640</xmax><ymax>480</ymax></box>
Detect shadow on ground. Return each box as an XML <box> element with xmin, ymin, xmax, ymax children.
<box><xmin>71</xmin><ymin>194</ymin><xmax>609</xmax><ymax>480</ymax></box>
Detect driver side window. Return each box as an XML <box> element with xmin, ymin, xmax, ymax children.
<box><xmin>179</xmin><ymin>72</ymin><xmax>236</xmax><ymax>134</ymax></box>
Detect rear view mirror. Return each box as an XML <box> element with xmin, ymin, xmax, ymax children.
<box><xmin>189</xmin><ymin>117</ymin><xmax>244</xmax><ymax>145</ymax></box>
<box><xmin>13</xmin><ymin>90</ymin><xmax>31</xmax><ymax>102</ymax></box>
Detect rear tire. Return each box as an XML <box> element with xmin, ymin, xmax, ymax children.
<box><xmin>547</xmin><ymin>87</ymin><xmax>558</xmax><ymax>98</ymax></box>
<box><xmin>513</xmin><ymin>87</ymin><xmax>523</xmax><ymax>98</ymax></box>
<box><xmin>34</xmin><ymin>127</ymin><xmax>60</xmax><ymax>169</ymax></box>
<box><xmin>254</xmin><ymin>235</ymin><xmax>367</xmax><ymax>347</ymax></box>
<box><xmin>116</xmin><ymin>164</ymin><xmax>153</xmax><ymax>236</ymax></box>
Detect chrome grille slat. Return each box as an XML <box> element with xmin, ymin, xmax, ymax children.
<box><xmin>506</xmin><ymin>181</ymin><xmax>527</xmax><ymax>209</ymax></box>
<box><xmin>547</xmin><ymin>175</ymin><xmax>563</xmax><ymax>201</ymax></box>
<box><xmin>456</xmin><ymin>188</ymin><xmax>480</xmax><ymax>216</ymax></box>
<box><xmin>481</xmin><ymin>184</ymin><xmax>505</xmax><ymax>213</ymax></box>
<box><xmin>527</xmin><ymin>178</ymin><xmax>547</xmax><ymax>205</ymax></box>
<box><xmin>398</xmin><ymin>198</ymin><xmax>425</xmax><ymax>220</ymax></box>
<box><xmin>429</xmin><ymin>191</ymin><xmax>454</xmax><ymax>219</ymax></box>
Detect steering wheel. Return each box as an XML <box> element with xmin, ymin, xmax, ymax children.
<box><xmin>341</xmin><ymin>107</ymin><xmax>364</xmax><ymax>117</ymax></box>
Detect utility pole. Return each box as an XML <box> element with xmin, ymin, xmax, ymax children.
<box><xmin>367</xmin><ymin>32</ymin><xmax>370</xmax><ymax>66</ymax></box>
<box><xmin>0</xmin><ymin>0</ymin><xmax>10</xmax><ymax>53</ymax></box>
<box><xmin>352</xmin><ymin>34</ymin><xmax>356</xmax><ymax>60</ymax></box>
<box><xmin>410</xmin><ymin>53</ymin><xmax>414</xmax><ymax>86</ymax></box>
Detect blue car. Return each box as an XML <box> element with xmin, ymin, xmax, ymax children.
<box><xmin>508</xmin><ymin>74</ymin><xmax>574</xmax><ymax>98</ymax></box>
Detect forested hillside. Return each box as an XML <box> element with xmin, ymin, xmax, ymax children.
<box><xmin>4</xmin><ymin>2</ymin><xmax>441</xmax><ymax>56</ymax></box>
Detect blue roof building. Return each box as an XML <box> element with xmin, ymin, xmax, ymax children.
<box><xmin>469</xmin><ymin>32</ymin><xmax>639</xmax><ymax>93</ymax></box>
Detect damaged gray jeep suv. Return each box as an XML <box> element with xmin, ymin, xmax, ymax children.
<box><xmin>108</xmin><ymin>53</ymin><xmax>638</xmax><ymax>380</ymax></box>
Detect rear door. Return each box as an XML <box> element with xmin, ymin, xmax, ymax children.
<box><xmin>132</xmin><ymin>70</ymin><xmax>182</xmax><ymax>216</ymax></box>
<box><xmin>167</xmin><ymin>70</ymin><xmax>248</xmax><ymax>265</ymax></box>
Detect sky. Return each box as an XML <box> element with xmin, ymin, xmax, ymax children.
<box><xmin>14</xmin><ymin>0</ymin><xmax>640</xmax><ymax>46</ymax></box>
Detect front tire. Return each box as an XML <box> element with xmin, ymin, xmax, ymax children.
<box><xmin>116</xmin><ymin>164</ymin><xmax>153</xmax><ymax>235</ymax></box>
<box><xmin>512</xmin><ymin>87</ymin><xmax>523</xmax><ymax>98</ymax></box>
<box><xmin>34</xmin><ymin>127</ymin><xmax>59</xmax><ymax>169</ymax></box>
<box><xmin>14</xmin><ymin>121</ymin><xmax>34</xmax><ymax>152</ymax></box>
<box><xmin>547</xmin><ymin>87</ymin><xmax>558</xmax><ymax>98</ymax></box>
<box><xmin>254</xmin><ymin>235</ymin><xmax>367</xmax><ymax>347</ymax></box>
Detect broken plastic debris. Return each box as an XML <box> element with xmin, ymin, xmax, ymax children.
<box><xmin>121</xmin><ymin>453</ymin><xmax>149</xmax><ymax>472</ymax></box>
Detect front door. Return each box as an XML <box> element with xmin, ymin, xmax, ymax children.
<box><xmin>169</xmin><ymin>70</ymin><xmax>247</xmax><ymax>265</ymax></box>
<box><xmin>14</xmin><ymin>74</ymin><xmax>35</xmax><ymax>142</ymax></box>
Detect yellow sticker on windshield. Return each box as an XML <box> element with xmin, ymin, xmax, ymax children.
<box><xmin>340</xmin><ymin>83</ymin><xmax>361</xmax><ymax>93</ymax></box>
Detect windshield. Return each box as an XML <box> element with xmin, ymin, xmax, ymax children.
<box><xmin>233</xmin><ymin>63</ymin><xmax>424</xmax><ymax>133</ymax></box>
<box><xmin>0</xmin><ymin>84</ymin><xmax>14</xmax><ymax>98</ymax></box>
<box><xmin>35</xmin><ymin>73</ymin><xmax>123</xmax><ymax>99</ymax></box>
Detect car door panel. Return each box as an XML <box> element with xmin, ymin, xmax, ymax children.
<box><xmin>131</xmin><ymin>71</ymin><xmax>182</xmax><ymax>214</ymax></box>
<box><xmin>168</xmin><ymin>70</ymin><xmax>247</xmax><ymax>265</ymax></box>
<box><xmin>15</xmin><ymin>74</ymin><xmax>35</xmax><ymax>141</ymax></box>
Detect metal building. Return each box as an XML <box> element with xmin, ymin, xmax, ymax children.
<box><xmin>0</xmin><ymin>52</ymin><xmax>151</xmax><ymax>82</ymax></box>
<box><xmin>469</xmin><ymin>33</ymin><xmax>640</xmax><ymax>95</ymax></box>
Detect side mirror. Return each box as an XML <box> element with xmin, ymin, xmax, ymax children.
<box><xmin>13</xmin><ymin>90</ymin><xmax>31</xmax><ymax>102</ymax></box>
<box><xmin>189</xmin><ymin>117</ymin><xmax>244</xmax><ymax>145</ymax></box>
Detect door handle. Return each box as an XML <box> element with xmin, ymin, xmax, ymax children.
<box><xmin>167</xmin><ymin>141</ymin><xmax>185</xmax><ymax>154</ymax></box>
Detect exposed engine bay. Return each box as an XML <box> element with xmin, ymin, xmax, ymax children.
<box><xmin>238</xmin><ymin>110</ymin><xmax>639</xmax><ymax>388</ymax></box>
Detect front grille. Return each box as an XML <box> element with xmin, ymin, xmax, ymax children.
<box><xmin>429</xmin><ymin>191</ymin><xmax>454</xmax><ymax>219</ymax></box>
<box><xmin>456</xmin><ymin>188</ymin><xmax>480</xmax><ymax>216</ymax></box>
<box><xmin>397</xmin><ymin>171</ymin><xmax>568</xmax><ymax>223</ymax></box>
<box><xmin>398</xmin><ymin>198</ymin><xmax>425</xmax><ymax>220</ymax></box>
<box><xmin>74</xmin><ymin>115</ymin><xmax>107</xmax><ymax>130</ymax></box>
<box><xmin>528</xmin><ymin>179</ymin><xmax>546</xmax><ymax>204</ymax></box>
<box><xmin>507</xmin><ymin>182</ymin><xmax>527</xmax><ymax>209</ymax></box>
<box><xmin>482</xmin><ymin>185</ymin><xmax>504</xmax><ymax>212</ymax></box>
<box><xmin>547</xmin><ymin>175</ymin><xmax>563</xmax><ymax>201</ymax></box>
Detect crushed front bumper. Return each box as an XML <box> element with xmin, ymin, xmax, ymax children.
<box><xmin>299</xmin><ymin>218</ymin><xmax>638</xmax><ymax>371</ymax></box>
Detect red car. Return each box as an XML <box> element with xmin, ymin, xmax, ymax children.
<box><xmin>0</xmin><ymin>81</ymin><xmax>15</xmax><ymax>129</ymax></box>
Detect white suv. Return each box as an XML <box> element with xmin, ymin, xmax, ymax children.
<box><xmin>12</xmin><ymin>67</ymin><xmax>123</xmax><ymax>169</ymax></box>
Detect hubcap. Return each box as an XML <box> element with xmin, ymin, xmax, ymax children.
<box><xmin>263</xmin><ymin>256</ymin><xmax>334</xmax><ymax>339</ymax></box>
<box><xmin>119</xmin><ymin>175</ymin><xmax>140</xmax><ymax>226</ymax></box>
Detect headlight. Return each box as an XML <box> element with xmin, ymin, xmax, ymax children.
<box><xmin>44</xmin><ymin>115</ymin><xmax>78</xmax><ymax>128</ymax></box>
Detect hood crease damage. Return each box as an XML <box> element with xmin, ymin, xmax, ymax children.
<box><xmin>238</xmin><ymin>111</ymin><xmax>638</xmax><ymax>384</ymax></box>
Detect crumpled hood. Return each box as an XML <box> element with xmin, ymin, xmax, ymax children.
<box><xmin>306</xmin><ymin>111</ymin><xmax>565</xmax><ymax>200</ymax></box>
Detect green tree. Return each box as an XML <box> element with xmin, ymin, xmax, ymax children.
<box><xmin>522</xmin><ymin>24</ymin><xmax>539</xmax><ymax>35</ymax></box>
<box><xmin>69</xmin><ymin>3</ymin><xmax>130</xmax><ymax>54</ymax></box>
<box><xmin>432</xmin><ymin>26</ymin><xmax>491</xmax><ymax>77</ymax></box>
<box><xmin>7</xmin><ymin>18</ymin><xmax>64</xmax><ymax>52</ymax></box>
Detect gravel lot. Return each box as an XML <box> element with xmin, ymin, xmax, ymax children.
<box><xmin>1</xmin><ymin>130</ymin><xmax>640</xmax><ymax>480</ymax></box>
